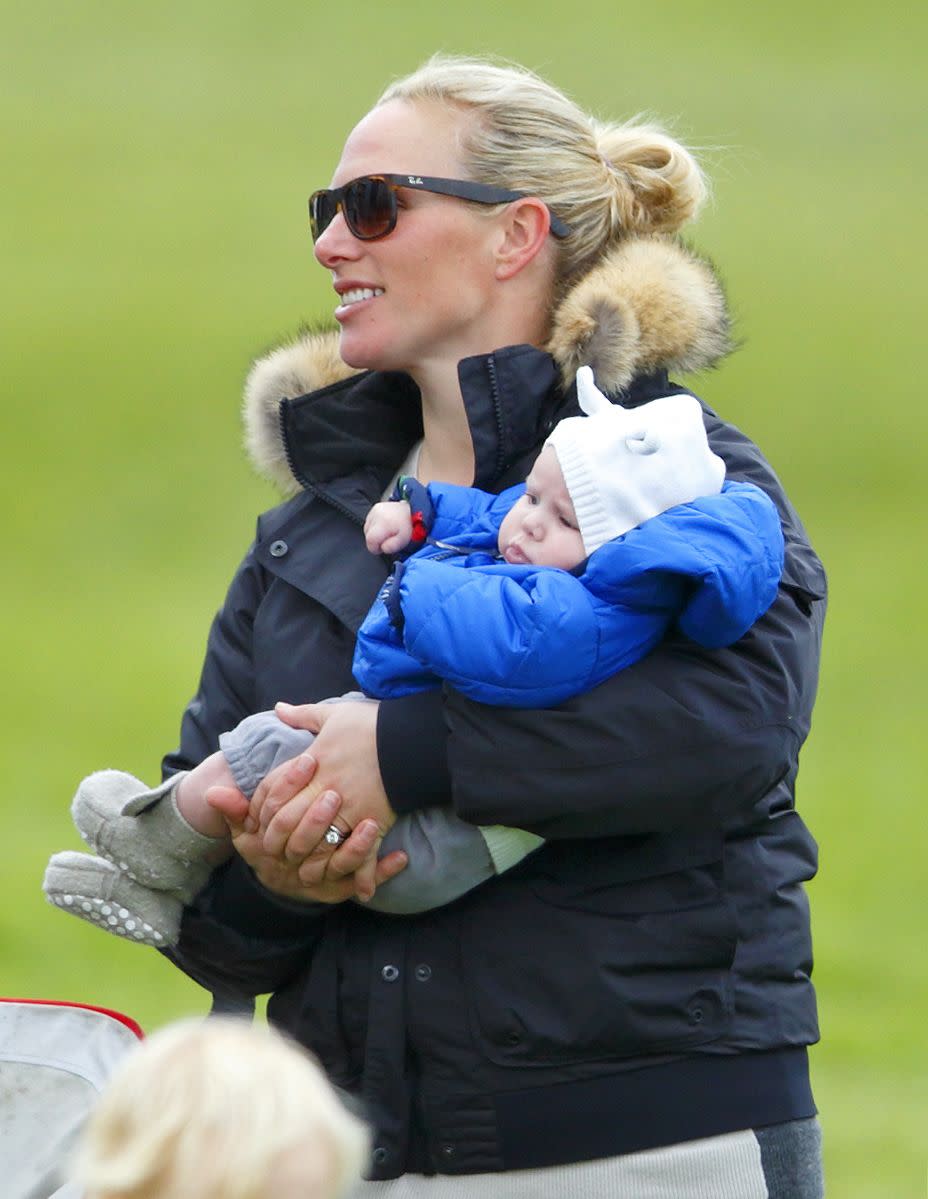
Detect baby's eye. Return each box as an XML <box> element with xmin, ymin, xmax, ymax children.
<box><xmin>559</xmin><ymin>514</ymin><xmax>578</xmax><ymax>529</ymax></box>
<box><xmin>526</xmin><ymin>492</ymin><xmax>539</xmax><ymax>506</ymax></box>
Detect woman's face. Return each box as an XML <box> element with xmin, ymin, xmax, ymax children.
<box><xmin>313</xmin><ymin>99</ymin><xmax>510</xmax><ymax>377</ymax></box>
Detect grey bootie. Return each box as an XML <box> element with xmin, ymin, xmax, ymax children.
<box><xmin>71</xmin><ymin>770</ymin><xmax>227</xmax><ymax>902</ymax></box>
<box><xmin>43</xmin><ymin>851</ymin><xmax>182</xmax><ymax>947</ymax></box>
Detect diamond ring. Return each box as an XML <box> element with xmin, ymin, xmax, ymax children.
<box><xmin>324</xmin><ymin>824</ymin><xmax>347</xmax><ymax>847</ymax></box>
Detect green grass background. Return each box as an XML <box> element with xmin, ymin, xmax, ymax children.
<box><xmin>3</xmin><ymin>2</ymin><xmax>925</xmax><ymax>1194</ymax></box>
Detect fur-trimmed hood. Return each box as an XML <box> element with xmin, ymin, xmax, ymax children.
<box><xmin>244</xmin><ymin>236</ymin><xmax>731</xmax><ymax>495</ymax></box>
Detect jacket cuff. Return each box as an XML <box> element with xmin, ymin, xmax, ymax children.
<box><xmin>203</xmin><ymin>855</ymin><xmax>324</xmax><ymax>937</ymax></box>
<box><xmin>377</xmin><ymin>690</ymin><xmax>453</xmax><ymax>815</ymax></box>
<box><xmin>394</xmin><ymin>476</ymin><xmax>435</xmax><ymax>554</ymax></box>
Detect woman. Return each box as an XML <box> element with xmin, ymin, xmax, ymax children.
<box><xmin>163</xmin><ymin>56</ymin><xmax>827</xmax><ymax>1195</ymax></box>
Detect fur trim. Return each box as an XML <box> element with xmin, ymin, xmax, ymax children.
<box><xmin>242</xmin><ymin>327</ymin><xmax>361</xmax><ymax>494</ymax></box>
<box><xmin>243</xmin><ymin>239</ymin><xmax>731</xmax><ymax>490</ymax></box>
<box><xmin>546</xmin><ymin>237</ymin><xmax>731</xmax><ymax>393</ymax></box>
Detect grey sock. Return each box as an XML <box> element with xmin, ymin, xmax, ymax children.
<box><xmin>71</xmin><ymin>770</ymin><xmax>229</xmax><ymax>901</ymax></box>
<box><xmin>43</xmin><ymin>851</ymin><xmax>182</xmax><ymax>947</ymax></box>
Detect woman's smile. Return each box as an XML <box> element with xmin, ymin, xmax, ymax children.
<box><xmin>333</xmin><ymin>282</ymin><xmax>385</xmax><ymax>320</ymax></box>
<box><xmin>338</xmin><ymin>286</ymin><xmax>384</xmax><ymax>307</ymax></box>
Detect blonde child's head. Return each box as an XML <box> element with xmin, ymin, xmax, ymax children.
<box><xmin>72</xmin><ymin>1017</ymin><xmax>369</xmax><ymax>1199</ymax></box>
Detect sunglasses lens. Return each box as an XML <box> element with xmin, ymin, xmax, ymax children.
<box><xmin>344</xmin><ymin>177</ymin><xmax>396</xmax><ymax>240</ymax></box>
<box><xmin>309</xmin><ymin>191</ymin><xmax>338</xmax><ymax>241</ymax></box>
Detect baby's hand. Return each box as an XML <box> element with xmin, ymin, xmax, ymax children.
<box><xmin>364</xmin><ymin>500</ymin><xmax>414</xmax><ymax>555</ymax></box>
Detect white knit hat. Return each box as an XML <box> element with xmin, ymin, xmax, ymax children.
<box><xmin>545</xmin><ymin>366</ymin><xmax>726</xmax><ymax>556</ymax></box>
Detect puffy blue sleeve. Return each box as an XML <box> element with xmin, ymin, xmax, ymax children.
<box><xmin>424</xmin><ymin>480</ymin><xmax>525</xmax><ymax>546</ymax></box>
<box><xmin>393</xmin><ymin>557</ymin><xmax>672</xmax><ymax>707</ymax></box>
<box><xmin>613</xmin><ymin>479</ymin><xmax>784</xmax><ymax>648</ymax></box>
<box><xmin>679</xmin><ymin>481</ymin><xmax>784</xmax><ymax>644</ymax></box>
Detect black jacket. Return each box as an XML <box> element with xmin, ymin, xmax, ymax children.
<box><xmin>163</xmin><ymin>238</ymin><xmax>827</xmax><ymax>1178</ymax></box>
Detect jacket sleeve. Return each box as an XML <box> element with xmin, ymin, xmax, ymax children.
<box><xmin>161</xmin><ymin>546</ymin><xmax>262</xmax><ymax>778</ymax></box>
<box><xmin>426</xmin><ymin>481</ymin><xmax>524</xmax><ymax>545</ymax></box>
<box><xmin>165</xmin><ymin>857</ymin><xmax>326</xmax><ymax>1002</ymax></box>
<box><xmin>674</xmin><ymin>480</ymin><xmax>785</xmax><ymax>645</ymax></box>
<box><xmin>160</xmin><ymin>542</ymin><xmax>324</xmax><ymax>1000</ymax></box>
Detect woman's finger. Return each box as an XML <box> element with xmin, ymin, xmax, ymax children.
<box><xmin>355</xmin><ymin>848</ymin><xmax>409</xmax><ymax>902</ymax></box>
<box><xmin>352</xmin><ymin>829</ymin><xmax>385</xmax><ymax>901</ymax></box>
<box><xmin>296</xmin><ymin>818</ymin><xmax>378</xmax><ymax>885</ymax></box>
<box><xmin>253</xmin><ymin>753</ymin><xmax>318</xmax><ymax>834</ymax></box>
<box><xmin>374</xmin><ymin>849</ymin><xmax>409</xmax><ymax>887</ymax></box>
<box><xmin>272</xmin><ymin>790</ymin><xmax>343</xmax><ymax>862</ymax></box>
<box><xmin>262</xmin><ymin>790</ymin><xmax>327</xmax><ymax>859</ymax></box>
<box><xmin>327</xmin><ymin>820</ymin><xmax>380</xmax><ymax>879</ymax></box>
<box><xmin>275</xmin><ymin>701</ymin><xmax>326</xmax><ymax>734</ymax></box>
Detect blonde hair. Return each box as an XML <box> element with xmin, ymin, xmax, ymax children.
<box><xmin>379</xmin><ymin>55</ymin><xmax>708</xmax><ymax>291</ymax></box>
<box><xmin>72</xmin><ymin>1018</ymin><xmax>369</xmax><ymax>1199</ymax></box>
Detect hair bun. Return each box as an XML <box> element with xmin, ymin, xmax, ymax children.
<box><xmin>594</xmin><ymin>120</ymin><xmax>707</xmax><ymax>236</ymax></box>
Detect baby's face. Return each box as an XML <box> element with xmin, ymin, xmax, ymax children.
<box><xmin>498</xmin><ymin>447</ymin><xmax>586</xmax><ymax>569</ymax></box>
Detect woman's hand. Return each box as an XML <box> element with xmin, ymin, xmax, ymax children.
<box><xmin>262</xmin><ymin>699</ymin><xmax>397</xmax><ymax>835</ymax></box>
<box><xmin>259</xmin><ymin>699</ymin><xmax>399</xmax><ymax>900</ymax></box>
<box><xmin>206</xmin><ymin>753</ymin><xmax>407</xmax><ymax>903</ymax></box>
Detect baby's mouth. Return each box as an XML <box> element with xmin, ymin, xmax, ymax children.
<box><xmin>504</xmin><ymin>542</ymin><xmax>530</xmax><ymax>564</ymax></box>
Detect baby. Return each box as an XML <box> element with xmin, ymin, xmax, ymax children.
<box><xmin>44</xmin><ymin>368</ymin><xmax>784</xmax><ymax>943</ymax></box>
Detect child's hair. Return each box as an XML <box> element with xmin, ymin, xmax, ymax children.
<box><xmin>71</xmin><ymin>1017</ymin><xmax>369</xmax><ymax>1199</ymax></box>
<box><xmin>379</xmin><ymin>54</ymin><xmax>707</xmax><ymax>293</ymax></box>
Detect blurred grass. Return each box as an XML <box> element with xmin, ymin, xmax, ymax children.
<box><xmin>3</xmin><ymin>2</ymin><xmax>926</xmax><ymax>1194</ymax></box>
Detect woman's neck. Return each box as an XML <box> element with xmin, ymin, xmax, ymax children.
<box><xmin>409</xmin><ymin>283</ymin><xmax>554</xmax><ymax>487</ymax></box>
<box><xmin>413</xmin><ymin>359</ymin><xmax>475</xmax><ymax>486</ymax></box>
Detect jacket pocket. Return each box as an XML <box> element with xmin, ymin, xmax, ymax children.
<box><xmin>461</xmin><ymin>843</ymin><xmax>736</xmax><ymax>1067</ymax></box>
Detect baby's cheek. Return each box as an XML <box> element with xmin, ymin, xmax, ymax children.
<box><xmin>497</xmin><ymin>506</ymin><xmax>520</xmax><ymax>548</ymax></box>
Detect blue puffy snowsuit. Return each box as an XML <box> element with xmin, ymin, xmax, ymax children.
<box><xmin>353</xmin><ymin>477</ymin><xmax>784</xmax><ymax>708</ymax></box>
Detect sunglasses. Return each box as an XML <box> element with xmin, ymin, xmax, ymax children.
<box><xmin>308</xmin><ymin>173</ymin><xmax>570</xmax><ymax>242</ymax></box>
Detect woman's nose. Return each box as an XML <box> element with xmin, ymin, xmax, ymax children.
<box><xmin>313</xmin><ymin>211</ymin><xmax>360</xmax><ymax>267</ymax></box>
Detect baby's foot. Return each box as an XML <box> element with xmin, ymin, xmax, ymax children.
<box><xmin>43</xmin><ymin>851</ymin><xmax>181</xmax><ymax>947</ymax></box>
<box><xmin>71</xmin><ymin>770</ymin><xmax>225</xmax><ymax>902</ymax></box>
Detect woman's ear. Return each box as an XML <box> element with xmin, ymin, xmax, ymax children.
<box><xmin>494</xmin><ymin>197</ymin><xmax>554</xmax><ymax>281</ymax></box>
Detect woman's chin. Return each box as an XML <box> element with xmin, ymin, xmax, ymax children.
<box><xmin>337</xmin><ymin>339</ymin><xmax>371</xmax><ymax>370</ymax></box>
<box><xmin>338</xmin><ymin>334</ymin><xmax>392</xmax><ymax>373</ymax></box>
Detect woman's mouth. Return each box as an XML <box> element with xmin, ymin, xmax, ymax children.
<box><xmin>335</xmin><ymin>286</ymin><xmax>385</xmax><ymax>320</ymax></box>
<box><xmin>339</xmin><ymin>287</ymin><xmax>384</xmax><ymax>306</ymax></box>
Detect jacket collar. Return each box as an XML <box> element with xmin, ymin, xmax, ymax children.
<box><xmin>243</xmin><ymin>236</ymin><xmax>731</xmax><ymax>499</ymax></box>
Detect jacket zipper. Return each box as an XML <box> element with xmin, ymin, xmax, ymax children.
<box><xmin>485</xmin><ymin>353</ymin><xmax>507</xmax><ymax>482</ymax></box>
